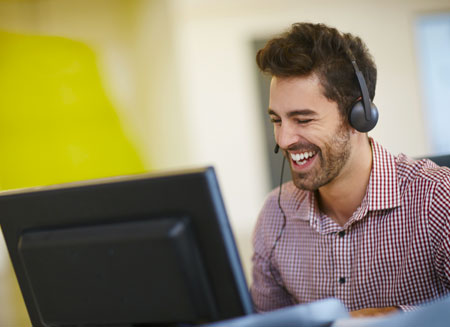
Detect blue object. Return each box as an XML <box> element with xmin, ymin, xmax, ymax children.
<box><xmin>332</xmin><ymin>295</ymin><xmax>450</xmax><ymax>327</ymax></box>
<box><xmin>201</xmin><ymin>298</ymin><xmax>349</xmax><ymax>327</ymax></box>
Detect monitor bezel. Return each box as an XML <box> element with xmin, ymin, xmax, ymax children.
<box><xmin>0</xmin><ymin>166</ymin><xmax>253</xmax><ymax>326</ymax></box>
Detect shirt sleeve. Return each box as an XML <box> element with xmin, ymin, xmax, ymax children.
<box><xmin>429</xmin><ymin>174</ymin><xmax>450</xmax><ymax>291</ymax></box>
<box><xmin>250</xmin><ymin>194</ymin><xmax>295</xmax><ymax>312</ymax></box>
<box><xmin>398</xmin><ymin>304</ymin><xmax>420</xmax><ymax>312</ymax></box>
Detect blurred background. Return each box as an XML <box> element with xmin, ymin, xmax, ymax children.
<box><xmin>0</xmin><ymin>0</ymin><xmax>449</xmax><ymax>325</ymax></box>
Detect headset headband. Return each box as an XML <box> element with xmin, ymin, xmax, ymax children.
<box><xmin>350</xmin><ymin>60</ymin><xmax>373</xmax><ymax>122</ymax></box>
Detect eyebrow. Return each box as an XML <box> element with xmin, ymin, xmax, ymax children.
<box><xmin>268</xmin><ymin>108</ymin><xmax>318</xmax><ymax>118</ymax></box>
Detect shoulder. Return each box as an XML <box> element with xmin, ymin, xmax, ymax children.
<box><xmin>396</xmin><ymin>153</ymin><xmax>450</xmax><ymax>189</ymax></box>
<box><xmin>395</xmin><ymin>154</ymin><xmax>450</xmax><ymax>230</ymax></box>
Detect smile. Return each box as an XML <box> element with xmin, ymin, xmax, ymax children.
<box><xmin>290</xmin><ymin>151</ymin><xmax>316</xmax><ymax>166</ymax></box>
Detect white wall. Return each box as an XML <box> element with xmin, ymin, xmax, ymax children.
<box><xmin>170</xmin><ymin>0</ymin><xmax>450</xmax><ymax>278</ymax></box>
<box><xmin>0</xmin><ymin>0</ymin><xmax>449</xmax><ymax>288</ymax></box>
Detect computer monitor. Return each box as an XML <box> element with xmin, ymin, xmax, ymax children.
<box><xmin>0</xmin><ymin>167</ymin><xmax>254</xmax><ymax>326</ymax></box>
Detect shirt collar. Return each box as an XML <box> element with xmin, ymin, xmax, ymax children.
<box><xmin>288</xmin><ymin>138</ymin><xmax>401</xmax><ymax>226</ymax></box>
<box><xmin>367</xmin><ymin>138</ymin><xmax>401</xmax><ymax>211</ymax></box>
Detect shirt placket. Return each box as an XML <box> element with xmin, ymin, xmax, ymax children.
<box><xmin>333</xmin><ymin>228</ymin><xmax>352</xmax><ymax>303</ymax></box>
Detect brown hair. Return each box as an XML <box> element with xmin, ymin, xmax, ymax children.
<box><xmin>256</xmin><ymin>22</ymin><xmax>377</xmax><ymax>118</ymax></box>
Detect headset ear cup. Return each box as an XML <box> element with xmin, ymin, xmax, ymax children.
<box><xmin>348</xmin><ymin>101</ymin><xmax>379</xmax><ymax>132</ymax></box>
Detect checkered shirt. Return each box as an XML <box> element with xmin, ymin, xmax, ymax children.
<box><xmin>251</xmin><ymin>139</ymin><xmax>450</xmax><ymax>312</ymax></box>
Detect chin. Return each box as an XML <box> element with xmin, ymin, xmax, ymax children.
<box><xmin>292</xmin><ymin>178</ymin><xmax>319</xmax><ymax>192</ymax></box>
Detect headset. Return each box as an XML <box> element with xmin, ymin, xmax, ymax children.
<box><xmin>269</xmin><ymin>57</ymin><xmax>378</xmax><ymax>301</ymax></box>
<box><xmin>348</xmin><ymin>59</ymin><xmax>379</xmax><ymax>132</ymax></box>
<box><xmin>274</xmin><ymin>58</ymin><xmax>378</xmax><ymax>144</ymax></box>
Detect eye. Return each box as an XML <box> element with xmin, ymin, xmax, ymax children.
<box><xmin>295</xmin><ymin>119</ymin><xmax>312</xmax><ymax>124</ymax></box>
<box><xmin>270</xmin><ymin>117</ymin><xmax>281</xmax><ymax>124</ymax></box>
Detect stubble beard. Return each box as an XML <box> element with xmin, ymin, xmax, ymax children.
<box><xmin>290</xmin><ymin>122</ymin><xmax>352</xmax><ymax>191</ymax></box>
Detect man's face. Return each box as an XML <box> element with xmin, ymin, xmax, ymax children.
<box><xmin>268</xmin><ymin>74</ymin><xmax>352</xmax><ymax>191</ymax></box>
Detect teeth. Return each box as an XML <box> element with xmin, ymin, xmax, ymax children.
<box><xmin>290</xmin><ymin>151</ymin><xmax>315</xmax><ymax>164</ymax></box>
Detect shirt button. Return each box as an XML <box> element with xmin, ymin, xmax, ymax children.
<box><xmin>339</xmin><ymin>277</ymin><xmax>346</xmax><ymax>284</ymax></box>
<box><xmin>338</xmin><ymin>231</ymin><xmax>345</xmax><ymax>237</ymax></box>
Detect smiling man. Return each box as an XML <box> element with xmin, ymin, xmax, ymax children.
<box><xmin>251</xmin><ymin>23</ymin><xmax>450</xmax><ymax>316</ymax></box>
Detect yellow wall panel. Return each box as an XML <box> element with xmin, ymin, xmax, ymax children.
<box><xmin>0</xmin><ymin>30</ymin><xmax>146</xmax><ymax>190</ymax></box>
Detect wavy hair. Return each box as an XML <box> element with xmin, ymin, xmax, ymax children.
<box><xmin>256</xmin><ymin>23</ymin><xmax>377</xmax><ymax>118</ymax></box>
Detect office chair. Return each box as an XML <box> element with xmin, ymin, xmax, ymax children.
<box><xmin>426</xmin><ymin>154</ymin><xmax>450</xmax><ymax>168</ymax></box>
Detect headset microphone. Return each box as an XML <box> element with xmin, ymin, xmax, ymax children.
<box><xmin>271</xmin><ymin>143</ymin><xmax>284</xmax><ymax>278</ymax></box>
<box><xmin>269</xmin><ymin>145</ymin><xmax>296</xmax><ymax>302</ymax></box>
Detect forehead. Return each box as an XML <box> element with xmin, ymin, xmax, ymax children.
<box><xmin>271</xmin><ymin>73</ymin><xmax>323</xmax><ymax>90</ymax></box>
<box><xmin>268</xmin><ymin>74</ymin><xmax>333</xmax><ymax>115</ymax></box>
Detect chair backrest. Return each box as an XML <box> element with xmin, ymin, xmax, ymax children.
<box><xmin>426</xmin><ymin>154</ymin><xmax>450</xmax><ymax>168</ymax></box>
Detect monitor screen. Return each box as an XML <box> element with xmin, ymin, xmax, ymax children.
<box><xmin>0</xmin><ymin>167</ymin><xmax>253</xmax><ymax>326</ymax></box>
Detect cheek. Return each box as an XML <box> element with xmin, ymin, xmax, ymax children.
<box><xmin>301</xmin><ymin>127</ymin><xmax>328</xmax><ymax>146</ymax></box>
<box><xmin>272</xmin><ymin>125</ymin><xmax>279</xmax><ymax>141</ymax></box>
<box><xmin>273</xmin><ymin>122</ymin><xmax>339</xmax><ymax>148</ymax></box>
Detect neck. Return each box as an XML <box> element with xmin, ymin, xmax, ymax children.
<box><xmin>317</xmin><ymin>135</ymin><xmax>373</xmax><ymax>227</ymax></box>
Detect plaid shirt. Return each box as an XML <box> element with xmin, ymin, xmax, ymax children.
<box><xmin>251</xmin><ymin>139</ymin><xmax>450</xmax><ymax>312</ymax></box>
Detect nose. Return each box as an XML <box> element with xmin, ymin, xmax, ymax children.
<box><xmin>275</xmin><ymin>122</ymin><xmax>301</xmax><ymax>151</ymax></box>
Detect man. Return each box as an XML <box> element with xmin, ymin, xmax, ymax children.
<box><xmin>250</xmin><ymin>22</ymin><xmax>450</xmax><ymax>317</ymax></box>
